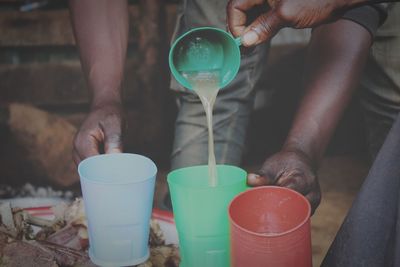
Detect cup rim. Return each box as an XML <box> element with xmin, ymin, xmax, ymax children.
<box><xmin>78</xmin><ymin>153</ymin><xmax>157</xmax><ymax>185</ymax></box>
<box><xmin>169</xmin><ymin>26</ymin><xmax>241</xmax><ymax>90</ymax></box>
<box><xmin>167</xmin><ymin>164</ymin><xmax>246</xmax><ymax>189</ymax></box>
<box><xmin>228</xmin><ymin>186</ymin><xmax>311</xmax><ymax>237</ymax></box>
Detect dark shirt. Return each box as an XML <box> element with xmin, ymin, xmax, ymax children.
<box><xmin>342</xmin><ymin>4</ymin><xmax>388</xmax><ymax>37</ymax></box>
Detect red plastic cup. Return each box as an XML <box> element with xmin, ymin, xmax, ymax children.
<box><xmin>228</xmin><ymin>186</ymin><xmax>312</xmax><ymax>267</ymax></box>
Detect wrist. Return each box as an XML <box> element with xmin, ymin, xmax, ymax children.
<box><xmin>91</xmin><ymin>90</ymin><xmax>122</xmax><ymax>110</ymax></box>
<box><xmin>282</xmin><ymin>140</ymin><xmax>319</xmax><ymax>168</ymax></box>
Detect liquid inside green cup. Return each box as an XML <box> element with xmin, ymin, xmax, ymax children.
<box><xmin>167</xmin><ymin>165</ymin><xmax>247</xmax><ymax>267</ymax></box>
<box><xmin>169</xmin><ymin>27</ymin><xmax>241</xmax><ymax>90</ymax></box>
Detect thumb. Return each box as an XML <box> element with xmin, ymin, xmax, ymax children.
<box><xmin>241</xmin><ymin>9</ymin><xmax>284</xmax><ymax>46</ymax></box>
<box><xmin>247</xmin><ymin>172</ymin><xmax>275</xmax><ymax>187</ymax></box>
<box><xmin>103</xmin><ymin>126</ymin><xmax>123</xmax><ymax>154</ymax></box>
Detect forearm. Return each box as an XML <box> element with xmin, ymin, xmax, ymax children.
<box><xmin>69</xmin><ymin>0</ymin><xmax>129</xmax><ymax>107</ymax></box>
<box><xmin>283</xmin><ymin>19</ymin><xmax>372</xmax><ymax>165</ymax></box>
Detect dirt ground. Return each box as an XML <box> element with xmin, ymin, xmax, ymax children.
<box><xmin>154</xmin><ymin>154</ymin><xmax>370</xmax><ymax>267</ymax></box>
<box><xmin>311</xmin><ymin>155</ymin><xmax>368</xmax><ymax>266</ymax></box>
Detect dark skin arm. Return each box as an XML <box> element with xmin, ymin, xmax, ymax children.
<box><xmin>69</xmin><ymin>0</ymin><xmax>129</xmax><ymax>165</ymax></box>
<box><xmin>227</xmin><ymin>0</ymin><xmax>395</xmax><ymax>46</ymax></box>
<box><xmin>248</xmin><ymin>19</ymin><xmax>372</xmax><ymax>213</ymax></box>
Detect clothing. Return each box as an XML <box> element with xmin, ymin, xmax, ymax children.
<box><xmin>342</xmin><ymin>4</ymin><xmax>387</xmax><ymax>38</ymax></box>
<box><xmin>359</xmin><ymin>3</ymin><xmax>400</xmax><ymax>159</ymax></box>
<box><xmin>321</xmin><ymin>112</ymin><xmax>400</xmax><ymax>267</ymax></box>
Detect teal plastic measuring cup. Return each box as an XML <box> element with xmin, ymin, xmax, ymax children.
<box><xmin>167</xmin><ymin>164</ymin><xmax>247</xmax><ymax>267</ymax></box>
<box><xmin>169</xmin><ymin>27</ymin><xmax>241</xmax><ymax>90</ymax></box>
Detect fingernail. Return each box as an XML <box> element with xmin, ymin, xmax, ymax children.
<box><xmin>248</xmin><ymin>173</ymin><xmax>260</xmax><ymax>180</ymax></box>
<box><xmin>242</xmin><ymin>31</ymin><xmax>258</xmax><ymax>46</ymax></box>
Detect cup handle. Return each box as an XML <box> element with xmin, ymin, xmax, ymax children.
<box><xmin>235</xmin><ymin>37</ymin><xmax>242</xmax><ymax>47</ymax></box>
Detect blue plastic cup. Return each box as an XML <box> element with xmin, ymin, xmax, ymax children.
<box><xmin>78</xmin><ymin>153</ymin><xmax>157</xmax><ymax>267</ymax></box>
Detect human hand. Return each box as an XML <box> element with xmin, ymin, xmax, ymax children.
<box><xmin>248</xmin><ymin>149</ymin><xmax>321</xmax><ymax>214</ymax></box>
<box><xmin>73</xmin><ymin>102</ymin><xmax>124</xmax><ymax>165</ymax></box>
<box><xmin>227</xmin><ymin>0</ymin><xmax>348</xmax><ymax>46</ymax></box>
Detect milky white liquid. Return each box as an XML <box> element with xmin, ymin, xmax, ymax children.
<box><xmin>183</xmin><ymin>71</ymin><xmax>220</xmax><ymax>187</ymax></box>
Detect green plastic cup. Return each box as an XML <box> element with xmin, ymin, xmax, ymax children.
<box><xmin>169</xmin><ymin>27</ymin><xmax>241</xmax><ymax>90</ymax></box>
<box><xmin>167</xmin><ymin>165</ymin><xmax>247</xmax><ymax>267</ymax></box>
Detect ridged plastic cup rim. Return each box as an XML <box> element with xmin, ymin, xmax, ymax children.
<box><xmin>78</xmin><ymin>153</ymin><xmax>157</xmax><ymax>185</ymax></box>
<box><xmin>228</xmin><ymin>186</ymin><xmax>311</xmax><ymax>237</ymax></box>
<box><xmin>167</xmin><ymin>164</ymin><xmax>246</xmax><ymax>189</ymax></box>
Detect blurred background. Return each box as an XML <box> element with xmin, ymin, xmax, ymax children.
<box><xmin>0</xmin><ymin>0</ymin><xmax>371</xmax><ymax>265</ymax></box>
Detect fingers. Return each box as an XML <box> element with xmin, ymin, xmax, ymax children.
<box><xmin>247</xmin><ymin>171</ymin><xmax>275</xmax><ymax>186</ymax></box>
<box><xmin>267</xmin><ymin>0</ymin><xmax>279</xmax><ymax>8</ymax></box>
<box><xmin>279</xmin><ymin>172</ymin><xmax>321</xmax><ymax>215</ymax></box>
<box><xmin>250</xmin><ymin>172</ymin><xmax>321</xmax><ymax>215</ymax></box>
<box><xmin>101</xmin><ymin>121</ymin><xmax>123</xmax><ymax>154</ymax></box>
<box><xmin>73</xmin><ymin>151</ymin><xmax>81</xmax><ymax>167</ymax></box>
<box><xmin>305</xmin><ymin>189</ymin><xmax>321</xmax><ymax>215</ymax></box>
<box><xmin>275</xmin><ymin>170</ymin><xmax>310</xmax><ymax>196</ymax></box>
<box><xmin>73</xmin><ymin>132</ymin><xmax>101</xmax><ymax>165</ymax></box>
<box><xmin>73</xmin><ymin>126</ymin><xmax>121</xmax><ymax>167</ymax></box>
<box><xmin>227</xmin><ymin>0</ymin><xmax>265</xmax><ymax>37</ymax></box>
<box><xmin>72</xmin><ymin>105</ymin><xmax>123</xmax><ymax>166</ymax></box>
<box><xmin>241</xmin><ymin>8</ymin><xmax>284</xmax><ymax>46</ymax></box>
<box><xmin>99</xmin><ymin>109</ymin><xmax>123</xmax><ymax>155</ymax></box>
